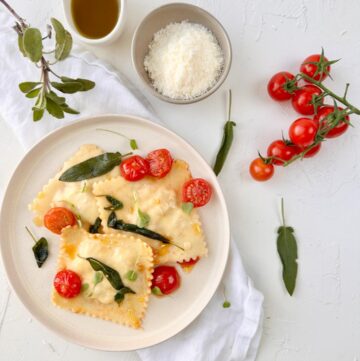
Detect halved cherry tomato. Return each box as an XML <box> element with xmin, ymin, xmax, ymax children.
<box><xmin>249</xmin><ymin>158</ymin><xmax>274</xmax><ymax>182</ymax></box>
<box><xmin>146</xmin><ymin>149</ymin><xmax>173</xmax><ymax>178</ymax></box>
<box><xmin>152</xmin><ymin>265</ymin><xmax>180</xmax><ymax>295</ymax></box>
<box><xmin>300</xmin><ymin>54</ymin><xmax>330</xmax><ymax>82</ymax></box>
<box><xmin>303</xmin><ymin>143</ymin><xmax>321</xmax><ymax>158</ymax></box>
<box><xmin>267</xmin><ymin>72</ymin><xmax>297</xmax><ymax>101</ymax></box>
<box><xmin>313</xmin><ymin>105</ymin><xmax>349</xmax><ymax>138</ymax></box>
<box><xmin>44</xmin><ymin>207</ymin><xmax>77</xmax><ymax>234</ymax></box>
<box><xmin>267</xmin><ymin>140</ymin><xmax>300</xmax><ymax>166</ymax></box>
<box><xmin>53</xmin><ymin>269</ymin><xmax>82</xmax><ymax>298</ymax></box>
<box><xmin>178</xmin><ymin>257</ymin><xmax>200</xmax><ymax>268</ymax></box>
<box><xmin>182</xmin><ymin>178</ymin><xmax>212</xmax><ymax>207</ymax></box>
<box><xmin>291</xmin><ymin>85</ymin><xmax>323</xmax><ymax>115</ymax></box>
<box><xmin>120</xmin><ymin>155</ymin><xmax>149</xmax><ymax>181</ymax></box>
<box><xmin>289</xmin><ymin>118</ymin><xmax>318</xmax><ymax>148</ymax></box>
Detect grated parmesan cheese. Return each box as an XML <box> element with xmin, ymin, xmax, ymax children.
<box><xmin>144</xmin><ymin>21</ymin><xmax>224</xmax><ymax>100</ymax></box>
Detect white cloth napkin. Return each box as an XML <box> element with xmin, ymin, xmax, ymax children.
<box><xmin>0</xmin><ymin>11</ymin><xmax>263</xmax><ymax>361</ymax></box>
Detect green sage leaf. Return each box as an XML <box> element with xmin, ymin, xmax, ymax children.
<box><xmin>89</xmin><ymin>217</ymin><xmax>102</xmax><ymax>234</ymax></box>
<box><xmin>46</xmin><ymin>91</ymin><xmax>66</xmax><ymax>105</ymax></box>
<box><xmin>103</xmin><ymin>195</ymin><xmax>123</xmax><ymax>211</ymax></box>
<box><xmin>51</xmin><ymin>18</ymin><xmax>65</xmax><ymax>44</ymax></box>
<box><xmin>137</xmin><ymin>209</ymin><xmax>150</xmax><ymax>228</ymax></box>
<box><xmin>46</xmin><ymin>97</ymin><xmax>64</xmax><ymax>119</ymax></box>
<box><xmin>61</xmin><ymin>76</ymin><xmax>95</xmax><ymax>91</ymax></box>
<box><xmin>151</xmin><ymin>287</ymin><xmax>163</xmax><ymax>296</ymax></box>
<box><xmin>51</xmin><ymin>81</ymin><xmax>83</xmax><ymax>94</ymax></box>
<box><xmin>33</xmin><ymin>92</ymin><xmax>46</xmax><ymax>110</ymax></box>
<box><xmin>33</xmin><ymin>108</ymin><xmax>44</xmax><ymax>122</ymax></box>
<box><xmin>32</xmin><ymin>237</ymin><xmax>49</xmax><ymax>268</ymax></box>
<box><xmin>26</xmin><ymin>88</ymin><xmax>41</xmax><ymax>98</ymax></box>
<box><xmin>23</xmin><ymin>27</ymin><xmax>43</xmax><ymax>63</ymax></box>
<box><xmin>61</xmin><ymin>104</ymin><xmax>80</xmax><ymax>114</ymax></box>
<box><xmin>18</xmin><ymin>34</ymin><xmax>26</xmax><ymax>57</ymax></box>
<box><xmin>19</xmin><ymin>82</ymin><xmax>40</xmax><ymax>93</ymax></box>
<box><xmin>126</xmin><ymin>270</ymin><xmax>138</xmax><ymax>282</ymax></box>
<box><xmin>181</xmin><ymin>202</ymin><xmax>194</xmax><ymax>214</ymax></box>
<box><xmin>51</xmin><ymin>18</ymin><xmax>72</xmax><ymax>61</ymax></box>
<box><xmin>114</xmin><ymin>287</ymin><xmax>136</xmax><ymax>304</ymax></box>
<box><xmin>59</xmin><ymin>152</ymin><xmax>123</xmax><ymax>182</ymax></box>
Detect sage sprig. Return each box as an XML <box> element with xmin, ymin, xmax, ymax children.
<box><xmin>0</xmin><ymin>0</ymin><xmax>95</xmax><ymax>121</ymax></box>
<box><xmin>277</xmin><ymin>199</ymin><xmax>298</xmax><ymax>296</ymax></box>
<box><xmin>25</xmin><ymin>226</ymin><xmax>49</xmax><ymax>268</ymax></box>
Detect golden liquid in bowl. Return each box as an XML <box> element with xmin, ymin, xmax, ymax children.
<box><xmin>71</xmin><ymin>0</ymin><xmax>119</xmax><ymax>39</ymax></box>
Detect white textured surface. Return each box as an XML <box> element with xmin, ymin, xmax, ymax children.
<box><xmin>1</xmin><ymin>0</ymin><xmax>360</xmax><ymax>360</ymax></box>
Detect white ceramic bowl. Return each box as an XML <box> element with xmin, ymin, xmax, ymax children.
<box><xmin>62</xmin><ymin>0</ymin><xmax>127</xmax><ymax>45</ymax></box>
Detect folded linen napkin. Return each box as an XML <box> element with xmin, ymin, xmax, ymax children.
<box><xmin>0</xmin><ymin>11</ymin><xmax>263</xmax><ymax>361</ymax></box>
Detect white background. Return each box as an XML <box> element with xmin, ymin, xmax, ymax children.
<box><xmin>1</xmin><ymin>0</ymin><xmax>360</xmax><ymax>360</ymax></box>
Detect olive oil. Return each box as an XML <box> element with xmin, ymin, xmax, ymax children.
<box><xmin>71</xmin><ymin>0</ymin><xmax>119</xmax><ymax>39</ymax></box>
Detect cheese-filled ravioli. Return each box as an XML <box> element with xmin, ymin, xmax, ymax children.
<box><xmin>29</xmin><ymin>144</ymin><xmax>120</xmax><ymax>230</ymax></box>
<box><xmin>52</xmin><ymin>227</ymin><xmax>153</xmax><ymax>328</ymax></box>
<box><xmin>93</xmin><ymin>160</ymin><xmax>208</xmax><ymax>264</ymax></box>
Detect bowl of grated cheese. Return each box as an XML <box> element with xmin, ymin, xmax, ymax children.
<box><xmin>131</xmin><ymin>3</ymin><xmax>232</xmax><ymax>104</ymax></box>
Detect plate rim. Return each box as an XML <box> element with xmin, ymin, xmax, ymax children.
<box><xmin>0</xmin><ymin>113</ymin><xmax>230</xmax><ymax>351</ymax></box>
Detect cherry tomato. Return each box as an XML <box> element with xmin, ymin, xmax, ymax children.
<box><xmin>300</xmin><ymin>54</ymin><xmax>330</xmax><ymax>82</ymax></box>
<box><xmin>249</xmin><ymin>158</ymin><xmax>274</xmax><ymax>182</ymax></box>
<box><xmin>182</xmin><ymin>178</ymin><xmax>212</xmax><ymax>207</ymax></box>
<box><xmin>146</xmin><ymin>149</ymin><xmax>173</xmax><ymax>178</ymax></box>
<box><xmin>120</xmin><ymin>155</ymin><xmax>149</xmax><ymax>181</ymax></box>
<box><xmin>152</xmin><ymin>265</ymin><xmax>180</xmax><ymax>295</ymax></box>
<box><xmin>44</xmin><ymin>207</ymin><xmax>77</xmax><ymax>234</ymax></box>
<box><xmin>291</xmin><ymin>85</ymin><xmax>323</xmax><ymax>115</ymax></box>
<box><xmin>178</xmin><ymin>257</ymin><xmax>200</xmax><ymax>268</ymax></box>
<box><xmin>303</xmin><ymin>143</ymin><xmax>321</xmax><ymax>158</ymax></box>
<box><xmin>289</xmin><ymin>118</ymin><xmax>318</xmax><ymax>148</ymax></box>
<box><xmin>267</xmin><ymin>72</ymin><xmax>297</xmax><ymax>101</ymax></box>
<box><xmin>53</xmin><ymin>269</ymin><xmax>82</xmax><ymax>298</ymax></box>
<box><xmin>313</xmin><ymin>105</ymin><xmax>349</xmax><ymax>138</ymax></box>
<box><xmin>267</xmin><ymin>140</ymin><xmax>300</xmax><ymax>166</ymax></box>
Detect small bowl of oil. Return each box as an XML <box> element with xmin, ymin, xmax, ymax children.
<box><xmin>62</xmin><ymin>0</ymin><xmax>126</xmax><ymax>45</ymax></box>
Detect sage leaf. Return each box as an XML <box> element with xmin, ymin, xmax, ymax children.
<box><xmin>114</xmin><ymin>287</ymin><xmax>136</xmax><ymax>304</ymax></box>
<box><xmin>18</xmin><ymin>34</ymin><xmax>26</xmax><ymax>57</ymax></box>
<box><xmin>23</xmin><ymin>28</ymin><xmax>43</xmax><ymax>63</ymax></box>
<box><xmin>130</xmin><ymin>139</ymin><xmax>138</xmax><ymax>150</ymax></box>
<box><xmin>19</xmin><ymin>82</ymin><xmax>40</xmax><ymax>93</ymax></box>
<box><xmin>61</xmin><ymin>104</ymin><xmax>80</xmax><ymax>114</ymax></box>
<box><xmin>93</xmin><ymin>271</ymin><xmax>104</xmax><ymax>286</ymax></box>
<box><xmin>33</xmin><ymin>108</ymin><xmax>44</xmax><ymax>122</ymax></box>
<box><xmin>26</xmin><ymin>88</ymin><xmax>41</xmax><ymax>98</ymax></box>
<box><xmin>102</xmin><ymin>195</ymin><xmax>123</xmax><ymax>211</ymax></box>
<box><xmin>277</xmin><ymin>199</ymin><xmax>298</xmax><ymax>296</ymax></box>
<box><xmin>89</xmin><ymin>217</ymin><xmax>102</xmax><ymax>234</ymax></box>
<box><xmin>51</xmin><ymin>81</ymin><xmax>82</xmax><ymax>94</ymax></box>
<box><xmin>61</xmin><ymin>76</ymin><xmax>95</xmax><ymax>91</ymax></box>
<box><xmin>32</xmin><ymin>237</ymin><xmax>49</xmax><ymax>268</ymax></box>
<box><xmin>126</xmin><ymin>270</ymin><xmax>138</xmax><ymax>282</ymax></box>
<box><xmin>51</xmin><ymin>18</ymin><xmax>72</xmax><ymax>61</ymax></box>
<box><xmin>46</xmin><ymin>97</ymin><xmax>64</xmax><ymax>119</ymax></box>
<box><xmin>181</xmin><ymin>202</ymin><xmax>194</xmax><ymax>214</ymax></box>
<box><xmin>59</xmin><ymin>152</ymin><xmax>123</xmax><ymax>182</ymax></box>
<box><xmin>51</xmin><ymin>18</ymin><xmax>65</xmax><ymax>44</ymax></box>
<box><xmin>151</xmin><ymin>287</ymin><xmax>163</xmax><ymax>296</ymax></box>
<box><xmin>33</xmin><ymin>92</ymin><xmax>46</xmax><ymax>110</ymax></box>
<box><xmin>46</xmin><ymin>91</ymin><xmax>66</xmax><ymax>105</ymax></box>
<box><xmin>137</xmin><ymin>209</ymin><xmax>150</xmax><ymax>228</ymax></box>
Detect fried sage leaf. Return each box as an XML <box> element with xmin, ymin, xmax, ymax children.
<box><xmin>59</xmin><ymin>152</ymin><xmax>123</xmax><ymax>182</ymax></box>
<box><xmin>103</xmin><ymin>195</ymin><xmax>123</xmax><ymax>211</ymax></box>
<box><xmin>89</xmin><ymin>217</ymin><xmax>102</xmax><ymax>234</ymax></box>
<box><xmin>26</xmin><ymin>226</ymin><xmax>49</xmax><ymax>268</ymax></box>
<box><xmin>277</xmin><ymin>199</ymin><xmax>298</xmax><ymax>296</ymax></box>
<box><xmin>114</xmin><ymin>287</ymin><xmax>136</xmax><ymax>304</ymax></box>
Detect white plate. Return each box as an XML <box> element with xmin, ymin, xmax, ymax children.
<box><xmin>0</xmin><ymin>114</ymin><xmax>230</xmax><ymax>351</ymax></box>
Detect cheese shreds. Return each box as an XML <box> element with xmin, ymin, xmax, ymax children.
<box><xmin>144</xmin><ymin>21</ymin><xmax>224</xmax><ymax>100</ymax></box>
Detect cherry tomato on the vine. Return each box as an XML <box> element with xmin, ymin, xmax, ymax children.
<box><xmin>267</xmin><ymin>140</ymin><xmax>300</xmax><ymax>166</ymax></box>
<box><xmin>289</xmin><ymin>118</ymin><xmax>319</xmax><ymax>148</ymax></box>
<box><xmin>291</xmin><ymin>85</ymin><xmax>323</xmax><ymax>115</ymax></box>
<box><xmin>249</xmin><ymin>158</ymin><xmax>274</xmax><ymax>182</ymax></box>
<box><xmin>300</xmin><ymin>54</ymin><xmax>331</xmax><ymax>82</ymax></box>
<box><xmin>267</xmin><ymin>72</ymin><xmax>297</xmax><ymax>101</ymax></box>
<box><xmin>303</xmin><ymin>143</ymin><xmax>321</xmax><ymax>158</ymax></box>
<box><xmin>152</xmin><ymin>266</ymin><xmax>181</xmax><ymax>295</ymax></box>
<box><xmin>146</xmin><ymin>148</ymin><xmax>173</xmax><ymax>178</ymax></box>
<box><xmin>120</xmin><ymin>155</ymin><xmax>149</xmax><ymax>181</ymax></box>
<box><xmin>53</xmin><ymin>269</ymin><xmax>82</xmax><ymax>298</ymax></box>
<box><xmin>44</xmin><ymin>207</ymin><xmax>77</xmax><ymax>234</ymax></box>
<box><xmin>182</xmin><ymin>178</ymin><xmax>212</xmax><ymax>207</ymax></box>
<box><xmin>313</xmin><ymin>105</ymin><xmax>349</xmax><ymax>139</ymax></box>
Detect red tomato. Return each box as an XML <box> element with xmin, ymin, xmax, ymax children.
<box><xmin>178</xmin><ymin>257</ymin><xmax>200</xmax><ymax>268</ymax></box>
<box><xmin>267</xmin><ymin>72</ymin><xmax>297</xmax><ymax>101</ymax></box>
<box><xmin>303</xmin><ymin>143</ymin><xmax>321</xmax><ymax>158</ymax></box>
<box><xmin>292</xmin><ymin>85</ymin><xmax>323</xmax><ymax>115</ymax></box>
<box><xmin>249</xmin><ymin>158</ymin><xmax>274</xmax><ymax>182</ymax></box>
<box><xmin>152</xmin><ymin>266</ymin><xmax>180</xmax><ymax>295</ymax></box>
<box><xmin>300</xmin><ymin>54</ymin><xmax>330</xmax><ymax>82</ymax></box>
<box><xmin>289</xmin><ymin>118</ymin><xmax>318</xmax><ymax>148</ymax></box>
<box><xmin>53</xmin><ymin>269</ymin><xmax>82</xmax><ymax>298</ymax></box>
<box><xmin>120</xmin><ymin>155</ymin><xmax>149</xmax><ymax>181</ymax></box>
<box><xmin>44</xmin><ymin>207</ymin><xmax>77</xmax><ymax>234</ymax></box>
<box><xmin>146</xmin><ymin>149</ymin><xmax>173</xmax><ymax>178</ymax></box>
<box><xmin>182</xmin><ymin>178</ymin><xmax>212</xmax><ymax>207</ymax></box>
<box><xmin>313</xmin><ymin>105</ymin><xmax>349</xmax><ymax>138</ymax></box>
<box><xmin>267</xmin><ymin>140</ymin><xmax>300</xmax><ymax>166</ymax></box>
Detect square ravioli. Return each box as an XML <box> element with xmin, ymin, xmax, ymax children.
<box><xmin>29</xmin><ymin>144</ymin><xmax>120</xmax><ymax>228</ymax></box>
<box><xmin>93</xmin><ymin>159</ymin><xmax>208</xmax><ymax>264</ymax></box>
<box><xmin>52</xmin><ymin>227</ymin><xmax>153</xmax><ymax>329</ymax></box>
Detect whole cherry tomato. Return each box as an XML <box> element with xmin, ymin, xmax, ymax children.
<box><xmin>303</xmin><ymin>143</ymin><xmax>321</xmax><ymax>158</ymax></box>
<box><xmin>44</xmin><ymin>207</ymin><xmax>77</xmax><ymax>234</ymax></box>
<box><xmin>289</xmin><ymin>118</ymin><xmax>319</xmax><ymax>148</ymax></box>
<box><xmin>152</xmin><ymin>265</ymin><xmax>180</xmax><ymax>295</ymax></box>
<box><xmin>292</xmin><ymin>85</ymin><xmax>323</xmax><ymax>115</ymax></box>
<box><xmin>267</xmin><ymin>72</ymin><xmax>297</xmax><ymax>101</ymax></box>
<box><xmin>249</xmin><ymin>158</ymin><xmax>274</xmax><ymax>182</ymax></box>
<box><xmin>182</xmin><ymin>178</ymin><xmax>212</xmax><ymax>207</ymax></box>
<box><xmin>120</xmin><ymin>155</ymin><xmax>149</xmax><ymax>181</ymax></box>
<box><xmin>313</xmin><ymin>105</ymin><xmax>349</xmax><ymax>138</ymax></box>
<box><xmin>146</xmin><ymin>148</ymin><xmax>173</xmax><ymax>178</ymax></box>
<box><xmin>53</xmin><ymin>269</ymin><xmax>82</xmax><ymax>298</ymax></box>
<box><xmin>300</xmin><ymin>54</ymin><xmax>331</xmax><ymax>82</ymax></box>
<box><xmin>267</xmin><ymin>140</ymin><xmax>300</xmax><ymax>166</ymax></box>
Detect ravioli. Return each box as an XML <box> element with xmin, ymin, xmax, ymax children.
<box><xmin>93</xmin><ymin>160</ymin><xmax>208</xmax><ymax>264</ymax></box>
<box><xmin>52</xmin><ymin>227</ymin><xmax>153</xmax><ymax>328</ymax></box>
<box><xmin>29</xmin><ymin>144</ymin><xmax>120</xmax><ymax>228</ymax></box>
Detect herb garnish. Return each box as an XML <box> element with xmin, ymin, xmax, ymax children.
<box><xmin>151</xmin><ymin>287</ymin><xmax>163</xmax><ymax>296</ymax></box>
<box><xmin>181</xmin><ymin>202</ymin><xmax>194</xmax><ymax>214</ymax></box>
<box><xmin>88</xmin><ymin>271</ymin><xmax>104</xmax><ymax>296</ymax></box>
<box><xmin>277</xmin><ymin>198</ymin><xmax>298</xmax><ymax>296</ymax></box>
<box><xmin>114</xmin><ymin>287</ymin><xmax>135</xmax><ymax>304</ymax></box>
<box><xmin>96</xmin><ymin>128</ymin><xmax>138</xmax><ymax>150</ymax></box>
<box><xmin>102</xmin><ymin>195</ymin><xmax>124</xmax><ymax>211</ymax></box>
<box><xmin>137</xmin><ymin>209</ymin><xmax>150</xmax><ymax>228</ymax></box>
<box><xmin>89</xmin><ymin>217</ymin><xmax>102</xmax><ymax>234</ymax></box>
<box><xmin>59</xmin><ymin>152</ymin><xmax>131</xmax><ymax>182</ymax></box>
<box><xmin>126</xmin><ymin>270</ymin><xmax>138</xmax><ymax>282</ymax></box>
<box><xmin>213</xmin><ymin>89</ymin><xmax>236</xmax><ymax>176</ymax></box>
<box><xmin>25</xmin><ymin>226</ymin><xmax>49</xmax><ymax>268</ymax></box>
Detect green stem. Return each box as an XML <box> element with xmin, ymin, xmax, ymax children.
<box><xmin>227</xmin><ymin>89</ymin><xmax>232</xmax><ymax>122</ymax></box>
<box><xmin>281</xmin><ymin>198</ymin><xmax>285</xmax><ymax>227</ymax></box>
<box><xmin>25</xmin><ymin>226</ymin><xmax>37</xmax><ymax>244</ymax></box>
<box><xmin>0</xmin><ymin>0</ymin><xmax>27</xmax><ymax>29</ymax></box>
